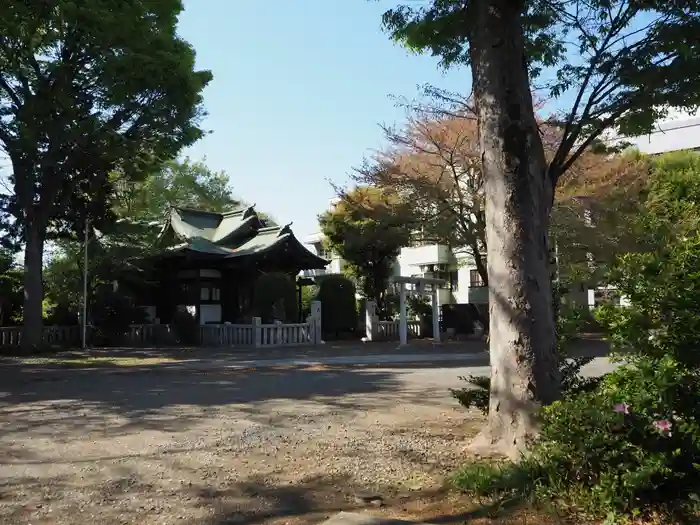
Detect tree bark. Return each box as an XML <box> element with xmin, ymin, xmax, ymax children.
<box><xmin>22</xmin><ymin>219</ymin><xmax>46</xmax><ymax>351</ymax></box>
<box><xmin>468</xmin><ymin>0</ymin><xmax>560</xmax><ymax>459</ymax></box>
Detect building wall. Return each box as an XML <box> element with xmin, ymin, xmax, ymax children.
<box><xmin>607</xmin><ymin>113</ymin><xmax>700</xmax><ymax>155</ymax></box>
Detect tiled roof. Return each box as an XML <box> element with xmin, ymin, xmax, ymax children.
<box><xmin>159</xmin><ymin>206</ymin><xmax>328</xmax><ymax>268</ymax></box>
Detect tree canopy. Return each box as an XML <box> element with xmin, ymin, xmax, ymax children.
<box><xmin>384</xmin><ymin>0</ymin><xmax>700</xmax><ymax>178</ymax></box>
<box><xmin>354</xmin><ymin>108</ymin><xmax>488</xmax><ymax>283</ymax></box>
<box><xmin>355</xmin><ymin>96</ymin><xmax>647</xmax><ymax>287</ymax></box>
<box><xmin>111</xmin><ymin>158</ymin><xmax>239</xmax><ymax>223</ymax></box>
<box><xmin>318</xmin><ymin>186</ymin><xmax>412</xmax><ymax>315</ymax></box>
<box><xmin>0</xmin><ymin>0</ymin><xmax>211</xmax><ymax>346</ymax></box>
<box><xmin>0</xmin><ymin>248</ymin><xmax>22</xmax><ymax>326</ymax></box>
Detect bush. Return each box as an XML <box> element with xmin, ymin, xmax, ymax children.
<box><xmin>91</xmin><ymin>288</ymin><xmax>149</xmax><ymax>345</ymax></box>
<box><xmin>316</xmin><ymin>275</ymin><xmax>357</xmax><ymax>336</ymax></box>
<box><xmin>171</xmin><ymin>307</ymin><xmax>200</xmax><ymax>345</ymax></box>
<box><xmin>44</xmin><ymin>302</ymin><xmax>79</xmax><ymax>326</ymax></box>
<box><xmin>381</xmin><ymin>292</ymin><xmax>400</xmax><ymax>320</ymax></box>
<box><xmin>452</xmin><ymin>237</ymin><xmax>700</xmax><ymax>523</ymax></box>
<box><xmin>300</xmin><ymin>284</ymin><xmax>318</xmax><ymax>320</ymax></box>
<box><xmin>407</xmin><ymin>295</ymin><xmax>431</xmax><ymax>317</ymax></box>
<box><xmin>252</xmin><ymin>272</ymin><xmax>298</xmax><ymax>323</ymax></box>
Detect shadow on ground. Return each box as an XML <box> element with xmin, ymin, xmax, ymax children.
<box><xmin>0</xmin><ymin>362</ymin><xmax>423</xmax><ymax>443</ymax></box>
<box><xmin>187</xmin><ymin>474</ymin><xmax>575</xmax><ymax>525</ymax></box>
<box><xmin>0</xmin><ymin>335</ymin><xmax>610</xmax><ymax>445</ymax></box>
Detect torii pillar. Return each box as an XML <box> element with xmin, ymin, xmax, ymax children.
<box><xmin>394</xmin><ymin>276</ymin><xmax>445</xmax><ymax>346</ymax></box>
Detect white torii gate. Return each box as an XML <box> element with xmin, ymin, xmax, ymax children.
<box><xmin>391</xmin><ymin>275</ymin><xmax>446</xmax><ymax>346</ymax></box>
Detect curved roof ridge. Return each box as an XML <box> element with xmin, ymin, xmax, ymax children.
<box><xmin>212</xmin><ymin>213</ymin><xmax>258</xmax><ymax>244</ymax></box>
<box><xmin>221</xmin><ymin>204</ymin><xmax>256</xmax><ymax>218</ymax></box>
<box><xmin>171</xmin><ymin>206</ymin><xmax>222</xmax><ymax>217</ymax></box>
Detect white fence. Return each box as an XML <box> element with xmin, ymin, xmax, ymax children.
<box><xmin>0</xmin><ymin>302</ymin><xmax>328</xmax><ymax>350</ymax></box>
<box><xmin>376</xmin><ymin>320</ymin><xmax>421</xmax><ymax>340</ymax></box>
<box><xmin>260</xmin><ymin>322</ymin><xmax>314</xmax><ymax>347</ymax></box>
<box><xmin>0</xmin><ymin>326</ymin><xmax>21</xmax><ymax>347</ymax></box>
<box><xmin>0</xmin><ymin>324</ymin><xmax>172</xmax><ymax>348</ymax></box>
<box><xmin>200</xmin><ymin>324</ymin><xmax>254</xmax><ymax>346</ymax></box>
<box><xmin>200</xmin><ymin>317</ymin><xmax>317</xmax><ymax>348</ymax></box>
<box><xmin>0</xmin><ymin>325</ymin><xmax>84</xmax><ymax>347</ymax></box>
<box><xmin>127</xmin><ymin>324</ymin><xmax>172</xmax><ymax>344</ymax></box>
<box><xmin>1</xmin><ymin>320</ymin><xmax>320</xmax><ymax>349</ymax></box>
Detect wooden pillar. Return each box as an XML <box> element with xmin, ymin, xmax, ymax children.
<box><xmin>297</xmin><ymin>282</ymin><xmax>303</xmax><ymax>322</ymax></box>
<box><xmin>194</xmin><ymin>271</ymin><xmax>202</xmax><ymax>326</ymax></box>
<box><xmin>399</xmin><ymin>282</ymin><xmax>407</xmax><ymax>346</ymax></box>
<box><xmin>432</xmin><ymin>287</ymin><xmax>441</xmax><ymax>344</ymax></box>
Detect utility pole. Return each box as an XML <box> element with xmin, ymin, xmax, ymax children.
<box><xmin>81</xmin><ymin>215</ymin><xmax>89</xmax><ymax>350</ymax></box>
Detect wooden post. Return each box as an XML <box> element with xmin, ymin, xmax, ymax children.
<box><xmin>253</xmin><ymin>316</ymin><xmax>261</xmax><ymax>348</ymax></box>
<box><xmin>310</xmin><ymin>300</ymin><xmax>322</xmax><ymax>345</ymax></box>
<box><xmin>399</xmin><ymin>283</ymin><xmax>407</xmax><ymax>346</ymax></box>
<box><xmin>432</xmin><ymin>288</ymin><xmax>441</xmax><ymax>344</ymax></box>
<box><xmin>297</xmin><ymin>282</ymin><xmax>303</xmax><ymax>322</ymax></box>
<box><xmin>365</xmin><ymin>300</ymin><xmax>377</xmax><ymax>341</ymax></box>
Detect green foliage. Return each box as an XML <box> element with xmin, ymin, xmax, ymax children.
<box><xmin>0</xmin><ymin>249</ymin><xmax>23</xmax><ymax>325</ymax></box>
<box><xmin>252</xmin><ymin>273</ymin><xmax>298</xmax><ymax>323</ymax></box>
<box><xmin>597</xmin><ymin>238</ymin><xmax>700</xmax><ymax>368</ymax></box>
<box><xmin>299</xmin><ymin>284</ymin><xmax>318</xmax><ymax>320</ymax></box>
<box><xmin>641</xmin><ymin>151</ymin><xmax>700</xmax><ymax>242</ymax></box>
<box><xmin>91</xmin><ymin>287</ymin><xmax>149</xmax><ymax>345</ymax></box>
<box><xmin>453</xmin><ymin>234</ymin><xmax>700</xmax><ymax>523</ymax></box>
<box><xmin>315</xmin><ymin>275</ymin><xmax>357</xmax><ymax>336</ymax></box>
<box><xmin>382</xmin><ymin>2</ymin><xmax>700</xmax><ymax>154</ymax></box>
<box><xmin>381</xmin><ymin>292</ymin><xmax>401</xmax><ymax>321</ymax></box>
<box><xmin>552</xmin><ymin>151</ymin><xmax>700</xmax><ymax>296</ymax></box>
<box><xmin>0</xmin><ymin>0</ymin><xmax>211</xmax><ymax>342</ymax></box>
<box><xmin>43</xmin><ymin>302</ymin><xmax>79</xmax><ymax>327</ymax></box>
<box><xmin>0</xmin><ymin>0</ymin><xmax>212</xmax><ymax>240</ymax></box>
<box><xmin>171</xmin><ymin>308</ymin><xmax>200</xmax><ymax>345</ymax></box>
<box><xmin>319</xmin><ymin>187</ymin><xmax>410</xmax><ymax>314</ymax></box>
<box><xmin>111</xmin><ymin>158</ymin><xmax>240</xmax><ymax>222</ymax></box>
<box><xmin>407</xmin><ymin>295</ymin><xmax>432</xmax><ymax>318</ymax></box>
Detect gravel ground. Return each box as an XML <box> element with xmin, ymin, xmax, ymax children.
<box><xmin>0</xmin><ymin>362</ymin><xmax>484</xmax><ymax>525</ymax></box>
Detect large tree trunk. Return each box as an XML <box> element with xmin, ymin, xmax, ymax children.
<box><xmin>468</xmin><ymin>0</ymin><xmax>559</xmax><ymax>459</ymax></box>
<box><xmin>22</xmin><ymin>220</ymin><xmax>46</xmax><ymax>351</ymax></box>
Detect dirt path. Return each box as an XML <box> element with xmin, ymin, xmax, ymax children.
<box><xmin>0</xmin><ymin>363</ymin><xmax>482</xmax><ymax>525</ymax></box>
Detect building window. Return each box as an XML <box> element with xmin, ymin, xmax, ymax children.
<box><xmin>470</xmin><ymin>270</ymin><xmax>486</xmax><ymax>287</ymax></box>
<box><xmin>200</xmin><ymin>282</ymin><xmax>221</xmax><ymax>303</ymax></box>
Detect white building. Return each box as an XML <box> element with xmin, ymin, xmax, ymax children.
<box><xmin>305</xmin><ymin>111</ymin><xmax>700</xmax><ymax>307</ymax></box>
<box><xmin>607</xmin><ymin>110</ymin><xmax>700</xmax><ymax>154</ymax></box>
<box><xmin>302</xmin><ymin>235</ymin><xmax>488</xmax><ymax>306</ymax></box>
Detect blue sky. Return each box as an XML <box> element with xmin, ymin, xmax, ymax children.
<box><xmin>177</xmin><ymin>0</ymin><xmax>469</xmax><ymax>239</ymax></box>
